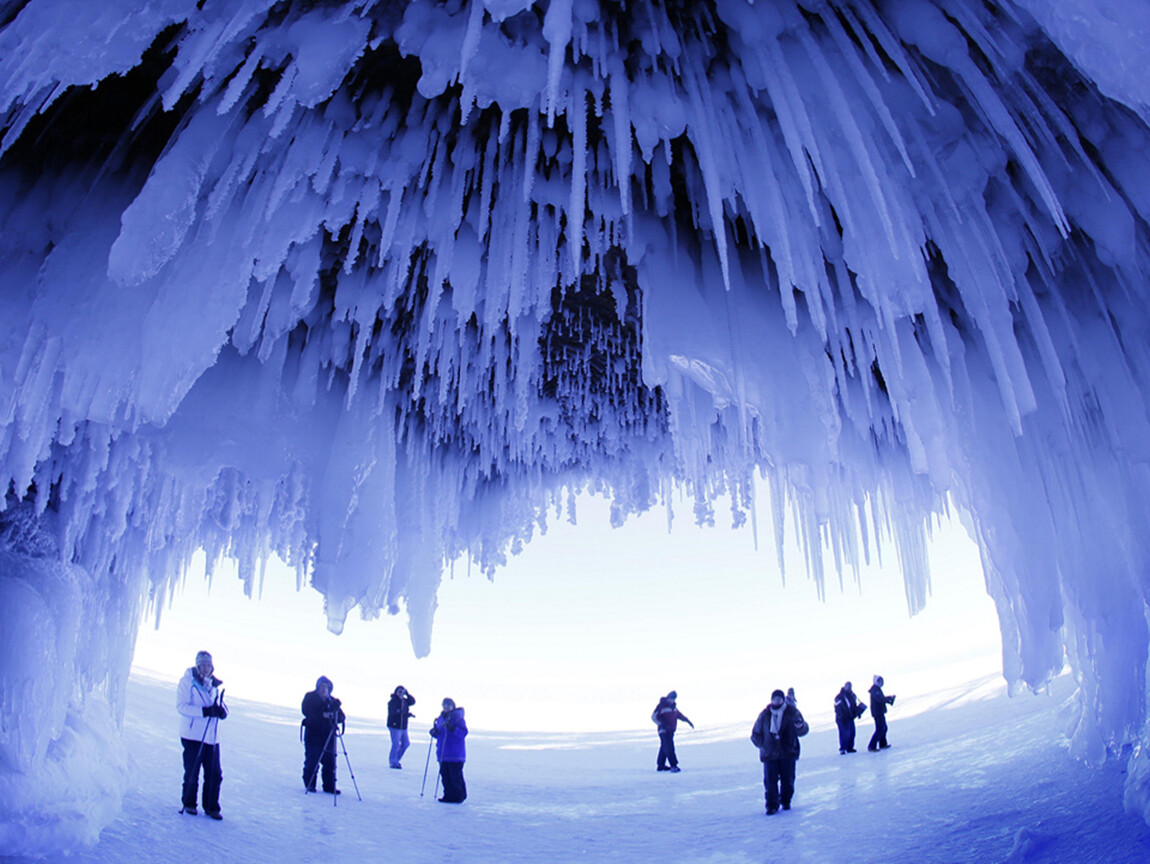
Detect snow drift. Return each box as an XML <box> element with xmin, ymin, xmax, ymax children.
<box><xmin>3</xmin><ymin>0</ymin><xmax>1150</xmax><ymax>852</ymax></box>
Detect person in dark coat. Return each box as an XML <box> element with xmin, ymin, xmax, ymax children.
<box><xmin>867</xmin><ymin>675</ymin><xmax>896</xmax><ymax>751</ymax></box>
<box><xmin>430</xmin><ymin>697</ymin><xmax>468</xmax><ymax>803</ymax></box>
<box><xmin>387</xmin><ymin>685</ymin><xmax>416</xmax><ymax>768</ymax></box>
<box><xmin>834</xmin><ymin>681</ymin><xmax>865</xmax><ymax>754</ymax></box>
<box><xmin>301</xmin><ymin>675</ymin><xmax>345</xmax><ymax>793</ymax></box>
<box><xmin>652</xmin><ymin>690</ymin><xmax>694</xmax><ymax>772</ymax></box>
<box><xmin>751</xmin><ymin>688</ymin><xmax>809</xmax><ymax>814</ymax></box>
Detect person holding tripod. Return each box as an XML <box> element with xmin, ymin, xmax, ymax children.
<box><xmin>301</xmin><ymin>676</ymin><xmax>345</xmax><ymax>794</ymax></box>
<box><xmin>387</xmin><ymin>685</ymin><xmax>416</xmax><ymax>769</ymax></box>
<box><xmin>430</xmin><ymin>697</ymin><xmax>468</xmax><ymax>803</ymax></box>
<box><xmin>176</xmin><ymin>650</ymin><xmax>227</xmax><ymax>819</ymax></box>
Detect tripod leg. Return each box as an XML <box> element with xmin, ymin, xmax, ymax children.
<box><xmin>338</xmin><ymin>732</ymin><xmax>362</xmax><ymax>801</ymax></box>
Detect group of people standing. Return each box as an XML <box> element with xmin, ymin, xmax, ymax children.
<box><xmin>176</xmin><ymin>651</ymin><xmax>470</xmax><ymax>819</ymax></box>
<box><xmin>296</xmin><ymin>680</ymin><xmax>468</xmax><ymax>805</ymax></box>
<box><xmin>659</xmin><ymin>678</ymin><xmax>897</xmax><ymax>818</ymax></box>
<box><xmin>177</xmin><ymin>653</ymin><xmax>897</xmax><ymax>821</ymax></box>
<box><xmin>833</xmin><ymin>676</ymin><xmax>897</xmax><ymax>754</ymax></box>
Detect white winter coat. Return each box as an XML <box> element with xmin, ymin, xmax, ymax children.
<box><xmin>176</xmin><ymin>667</ymin><xmax>222</xmax><ymax>745</ymax></box>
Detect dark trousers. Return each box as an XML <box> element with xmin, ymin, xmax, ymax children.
<box><xmin>303</xmin><ymin>737</ymin><xmax>337</xmax><ymax>791</ymax></box>
<box><xmin>181</xmin><ymin>738</ymin><xmax>222</xmax><ymax>813</ymax></box>
<box><xmin>763</xmin><ymin>758</ymin><xmax>796</xmax><ymax>811</ymax></box>
<box><xmin>439</xmin><ymin>760</ymin><xmax>467</xmax><ymax>803</ymax></box>
<box><xmin>837</xmin><ymin>719</ymin><xmax>856</xmax><ymax>752</ymax></box>
<box><xmin>657</xmin><ymin>731</ymin><xmax>678</xmax><ymax>769</ymax></box>
<box><xmin>868</xmin><ymin>714</ymin><xmax>889</xmax><ymax>750</ymax></box>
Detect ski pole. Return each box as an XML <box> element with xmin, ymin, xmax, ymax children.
<box><xmin>336</xmin><ymin>728</ymin><xmax>362</xmax><ymax>802</ymax></box>
<box><xmin>420</xmin><ymin>736</ymin><xmax>434</xmax><ymax>798</ymax></box>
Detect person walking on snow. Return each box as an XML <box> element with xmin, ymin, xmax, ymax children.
<box><xmin>834</xmin><ymin>681</ymin><xmax>866</xmax><ymax>754</ymax></box>
<box><xmin>652</xmin><ymin>690</ymin><xmax>694</xmax><ymax>772</ymax></box>
<box><xmin>176</xmin><ymin>650</ymin><xmax>227</xmax><ymax>819</ymax></box>
<box><xmin>301</xmin><ymin>676</ymin><xmax>345</xmax><ymax>793</ymax></box>
<box><xmin>751</xmin><ymin>688</ymin><xmax>809</xmax><ymax>814</ymax></box>
<box><xmin>867</xmin><ymin>675</ymin><xmax>896</xmax><ymax>751</ymax></box>
<box><xmin>431</xmin><ymin>697</ymin><xmax>468</xmax><ymax>803</ymax></box>
<box><xmin>387</xmin><ymin>685</ymin><xmax>416</xmax><ymax>768</ymax></box>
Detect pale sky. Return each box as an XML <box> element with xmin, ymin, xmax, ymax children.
<box><xmin>132</xmin><ymin>487</ymin><xmax>1006</xmax><ymax>734</ymax></box>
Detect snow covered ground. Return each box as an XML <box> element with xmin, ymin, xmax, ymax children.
<box><xmin>8</xmin><ymin>671</ymin><xmax>1149</xmax><ymax>864</ymax></box>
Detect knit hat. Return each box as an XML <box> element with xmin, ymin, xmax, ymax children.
<box><xmin>771</xmin><ymin>689</ymin><xmax>786</xmax><ymax>700</ymax></box>
<box><xmin>667</xmin><ymin>690</ymin><xmax>678</xmax><ymax>700</ymax></box>
<box><xmin>317</xmin><ymin>675</ymin><xmax>333</xmax><ymax>690</ymax></box>
<box><xmin>195</xmin><ymin>651</ymin><xmax>212</xmax><ymax>666</ymax></box>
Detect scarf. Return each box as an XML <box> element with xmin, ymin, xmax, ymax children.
<box><xmin>769</xmin><ymin>705</ymin><xmax>785</xmax><ymax>735</ymax></box>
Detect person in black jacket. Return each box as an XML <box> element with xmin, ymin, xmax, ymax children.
<box><xmin>834</xmin><ymin>681</ymin><xmax>865</xmax><ymax>754</ymax></box>
<box><xmin>750</xmin><ymin>688</ymin><xmax>809</xmax><ymax>814</ymax></box>
<box><xmin>301</xmin><ymin>676</ymin><xmax>346</xmax><ymax>793</ymax></box>
<box><xmin>867</xmin><ymin>675</ymin><xmax>896</xmax><ymax>751</ymax></box>
<box><xmin>387</xmin><ymin>685</ymin><xmax>416</xmax><ymax>769</ymax></box>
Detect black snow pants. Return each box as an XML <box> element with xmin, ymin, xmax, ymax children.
<box><xmin>181</xmin><ymin>738</ymin><xmax>222</xmax><ymax>813</ymax></box>
<box><xmin>439</xmin><ymin>760</ymin><xmax>467</xmax><ymax>803</ymax></box>
<box><xmin>303</xmin><ymin>733</ymin><xmax>338</xmax><ymax>792</ymax></box>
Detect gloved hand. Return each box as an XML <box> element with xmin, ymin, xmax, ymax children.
<box><xmin>202</xmin><ymin>703</ymin><xmax>227</xmax><ymax>719</ymax></box>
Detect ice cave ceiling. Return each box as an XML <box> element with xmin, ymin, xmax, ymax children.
<box><xmin>5</xmin><ymin>0</ymin><xmax>1150</xmax><ymax>841</ymax></box>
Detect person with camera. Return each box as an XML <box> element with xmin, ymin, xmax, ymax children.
<box><xmin>652</xmin><ymin>690</ymin><xmax>694</xmax><ymax>772</ymax></box>
<box><xmin>751</xmin><ymin>688</ymin><xmax>809</xmax><ymax>814</ymax></box>
<box><xmin>387</xmin><ymin>685</ymin><xmax>416</xmax><ymax>768</ymax></box>
<box><xmin>867</xmin><ymin>675</ymin><xmax>896</xmax><ymax>751</ymax></box>
<box><xmin>834</xmin><ymin>681</ymin><xmax>866</xmax><ymax>754</ymax></box>
<box><xmin>301</xmin><ymin>676</ymin><xmax>346</xmax><ymax>794</ymax></box>
<box><xmin>176</xmin><ymin>650</ymin><xmax>227</xmax><ymax>819</ymax></box>
<box><xmin>430</xmin><ymin>697</ymin><xmax>468</xmax><ymax>803</ymax></box>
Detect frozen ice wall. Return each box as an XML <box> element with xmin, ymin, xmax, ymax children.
<box><xmin>3</xmin><ymin>0</ymin><xmax>1150</xmax><ymax>851</ymax></box>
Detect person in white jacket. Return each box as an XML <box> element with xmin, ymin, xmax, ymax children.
<box><xmin>176</xmin><ymin>650</ymin><xmax>227</xmax><ymax>819</ymax></box>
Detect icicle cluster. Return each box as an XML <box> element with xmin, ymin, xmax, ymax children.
<box><xmin>4</xmin><ymin>0</ymin><xmax>1150</xmax><ymax>848</ymax></box>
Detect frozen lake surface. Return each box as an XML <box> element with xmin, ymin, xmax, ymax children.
<box><xmin>12</xmin><ymin>672</ymin><xmax>1150</xmax><ymax>864</ymax></box>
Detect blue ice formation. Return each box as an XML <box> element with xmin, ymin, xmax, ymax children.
<box><xmin>3</xmin><ymin>0</ymin><xmax>1150</xmax><ymax>852</ymax></box>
